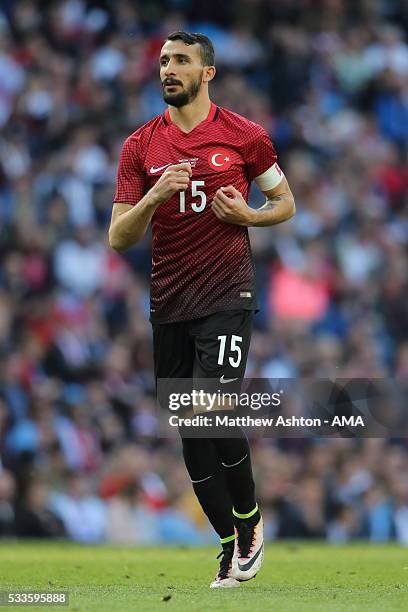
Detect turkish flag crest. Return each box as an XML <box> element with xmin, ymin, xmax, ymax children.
<box><xmin>208</xmin><ymin>148</ymin><xmax>235</xmax><ymax>171</ymax></box>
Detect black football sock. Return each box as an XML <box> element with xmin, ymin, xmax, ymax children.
<box><xmin>180</xmin><ymin>433</ymin><xmax>235</xmax><ymax>541</ymax></box>
<box><xmin>232</xmin><ymin>502</ymin><xmax>261</xmax><ymax>529</ymax></box>
<box><xmin>211</xmin><ymin>419</ymin><xmax>259</xmax><ymax>520</ymax></box>
<box><xmin>222</xmin><ymin>450</ymin><xmax>260</xmax><ymax>524</ymax></box>
<box><xmin>221</xmin><ymin>538</ymin><xmax>235</xmax><ymax>555</ymax></box>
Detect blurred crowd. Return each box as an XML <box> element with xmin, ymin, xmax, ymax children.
<box><xmin>0</xmin><ymin>0</ymin><xmax>407</xmax><ymax>545</ymax></box>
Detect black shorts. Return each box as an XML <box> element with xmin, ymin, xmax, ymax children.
<box><xmin>152</xmin><ymin>309</ymin><xmax>254</xmax><ymax>381</ymax></box>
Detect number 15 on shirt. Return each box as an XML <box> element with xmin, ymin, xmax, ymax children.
<box><xmin>179</xmin><ymin>180</ymin><xmax>206</xmax><ymax>213</ymax></box>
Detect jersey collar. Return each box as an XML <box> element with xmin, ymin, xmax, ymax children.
<box><xmin>162</xmin><ymin>101</ymin><xmax>219</xmax><ymax>133</ymax></box>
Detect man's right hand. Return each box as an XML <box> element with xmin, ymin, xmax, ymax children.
<box><xmin>149</xmin><ymin>163</ymin><xmax>192</xmax><ymax>205</ymax></box>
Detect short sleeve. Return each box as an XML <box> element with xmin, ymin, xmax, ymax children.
<box><xmin>243</xmin><ymin>125</ymin><xmax>278</xmax><ymax>182</ymax></box>
<box><xmin>113</xmin><ymin>136</ymin><xmax>146</xmax><ymax>205</ymax></box>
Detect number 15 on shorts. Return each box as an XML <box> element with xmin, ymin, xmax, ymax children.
<box><xmin>217</xmin><ymin>335</ymin><xmax>242</xmax><ymax>367</ymax></box>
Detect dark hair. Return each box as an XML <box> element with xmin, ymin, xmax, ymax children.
<box><xmin>166</xmin><ymin>31</ymin><xmax>215</xmax><ymax>66</ymax></box>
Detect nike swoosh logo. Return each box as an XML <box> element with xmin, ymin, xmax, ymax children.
<box><xmin>238</xmin><ymin>544</ymin><xmax>263</xmax><ymax>572</ymax></box>
<box><xmin>220</xmin><ymin>376</ymin><xmax>239</xmax><ymax>384</ymax></box>
<box><xmin>150</xmin><ymin>163</ymin><xmax>171</xmax><ymax>174</ymax></box>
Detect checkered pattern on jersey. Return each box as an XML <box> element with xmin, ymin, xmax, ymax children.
<box><xmin>114</xmin><ymin>104</ymin><xmax>278</xmax><ymax>323</ymax></box>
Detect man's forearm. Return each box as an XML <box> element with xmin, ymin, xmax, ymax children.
<box><xmin>249</xmin><ymin>194</ymin><xmax>296</xmax><ymax>227</ymax></box>
<box><xmin>109</xmin><ymin>192</ymin><xmax>160</xmax><ymax>252</ymax></box>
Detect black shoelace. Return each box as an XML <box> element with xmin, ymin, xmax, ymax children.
<box><xmin>216</xmin><ymin>548</ymin><xmax>233</xmax><ymax>579</ymax></box>
<box><xmin>237</xmin><ymin>521</ymin><xmax>255</xmax><ymax>558</ymax></box>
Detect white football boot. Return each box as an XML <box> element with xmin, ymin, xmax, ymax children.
<box><xmin>232</xmin><ymin>516</ymin><xmax>264</xmax><ymax>581</ymax></box>
<box><xmin>210</xmin><ymin>547</ymin><xmax>240</xmax><ymax>588</ymax></box>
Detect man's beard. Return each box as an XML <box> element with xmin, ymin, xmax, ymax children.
<box><xmin>162</xmin><ymin>74</ymin><xmax>202</xmax><ymax>108</ymax></box>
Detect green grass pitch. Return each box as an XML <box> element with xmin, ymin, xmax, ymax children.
<box><xmin>1</xmin><ymin>542</ymin><xmax>407</xmax><ymax>611</ymax></box>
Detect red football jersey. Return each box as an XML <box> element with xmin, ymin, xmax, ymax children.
<box><xmin>114</xmin><ymin>102</ymin><xmax>277</xmax><ymax>323</ymax></box>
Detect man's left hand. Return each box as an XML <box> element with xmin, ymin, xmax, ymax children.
<box><xmin>211</xmin><ymin>186</ymin><xmax>255</xmax><ymax>226</ymax></box>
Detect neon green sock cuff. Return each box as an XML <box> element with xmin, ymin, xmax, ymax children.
<box><xmin>232</xmin><ymin>503</ymin><xmax>258</xmax><ymax>520</ymax></box>
<box><xmin>220</xmin><ymin>534</ymin><xmax>235</xmax><ymax>544</ymax></box>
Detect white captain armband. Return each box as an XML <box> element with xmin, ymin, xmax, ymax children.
<box><xmin>254</xmin><ymin>163</ymin><xmax>284</xmax><ymax>191</ymax></box>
